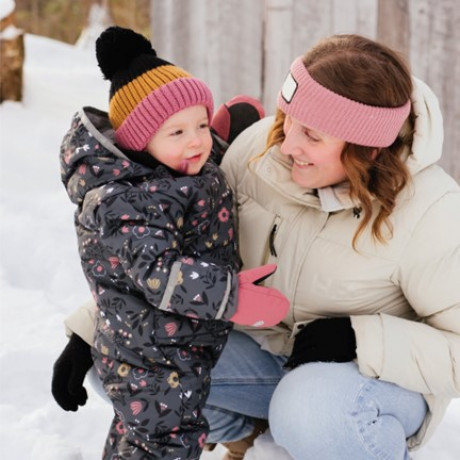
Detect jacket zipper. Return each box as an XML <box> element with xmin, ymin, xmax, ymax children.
<box><xmin>269</xmin><ymin>215</ymin><xmax>281</xmax><ymax>257</ymax></box>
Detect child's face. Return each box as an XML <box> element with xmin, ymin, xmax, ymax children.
<box><xmin>146</xmin><ymin>105</ymin><xmax>212</xmax><ymax>175</ymax></box>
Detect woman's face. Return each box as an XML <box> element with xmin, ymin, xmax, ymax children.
<box><xmin>280</xmin><ymin>115</ymin><xmax>348</xmax><ymax>189</ymax></box>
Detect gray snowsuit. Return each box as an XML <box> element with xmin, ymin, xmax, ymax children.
<box><xmin>60</xmin><ymin>107</ymin><xmax>241</xmax><ymax>460</ymax></box>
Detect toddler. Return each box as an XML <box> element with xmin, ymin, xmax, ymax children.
<box><xmin>59</xmin><ymin>26</ymin><xmax>288</xmax><ymax>460</ymax></box>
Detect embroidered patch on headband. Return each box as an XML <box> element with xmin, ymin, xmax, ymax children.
<box><xmin>280</xmin><ymin>72</ymin><xmax>298</xmax><ymax>103</ymax></box>
<box><xmin>277</xmin><ymin>57</ymin><xmax>411</xmax><ymax>148</ymax></box>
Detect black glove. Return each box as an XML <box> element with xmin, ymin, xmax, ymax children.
<box><xmin>284</xmin><ymin>317</ymin><xmax>357</xmax><ymax>370</ymax></box>
<box><xmin>51</xmin><ymin>334</ymin><xmax>93</xmax><ymax>411</ymax></box>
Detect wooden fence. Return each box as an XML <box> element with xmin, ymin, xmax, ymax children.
<box><xmin>150</xmin><ymin>0</ymin><xmax>459</xmax><ymax>180</ymax></box>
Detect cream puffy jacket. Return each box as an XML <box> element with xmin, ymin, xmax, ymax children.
<box><xmin>67</xmin><ymin>79</ymin><xmax>459</xmax><ymax>448</ymax></box>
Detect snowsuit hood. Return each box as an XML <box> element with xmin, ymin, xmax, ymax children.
<box><xmin>60</xmin><ymin>107</ymin><xmax>152</xmax><ymax>205</ymax></box>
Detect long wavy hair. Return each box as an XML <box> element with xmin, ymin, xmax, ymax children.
<box><xmin>265</xmin><ymin>35</ymin><xmax>415</xmax><ymax>248</ymax></box>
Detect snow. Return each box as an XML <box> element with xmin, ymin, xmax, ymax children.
<box><xmin>0</xmin><ymin>0</ymin><xmax>15</xmax><ymax>20</ymax></box>
<box><xmin>0</xmin><ymin>24</ymin><xmax>22</xmax><ymax>39</ymax></box>
<box><xmin>0</xmin><ymin>33</ymin><xmax>458</xmax><ymax>459</ymax></box>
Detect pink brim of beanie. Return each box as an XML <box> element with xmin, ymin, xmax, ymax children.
<box><xmin>116</xmin><ymin>77</ymin><xmax>214</xmax><ymax>151</ymax></box>
<box><xmin>277</xmin><ymin>57</ymin><xmax>411</xmax><ymax>148</ymax></box>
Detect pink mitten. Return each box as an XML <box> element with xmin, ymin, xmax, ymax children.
<box><xmin>230</xmin><ymin>264</ymin><xmax>289</xmax><ymax>327</ymax></box>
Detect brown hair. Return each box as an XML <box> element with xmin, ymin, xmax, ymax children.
<box><xmin>265</xmin><ymin>35</ymin><xmax>415</xmax><ymax>248</ymax></box>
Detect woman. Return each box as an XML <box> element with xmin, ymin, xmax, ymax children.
<box><xmin>202</xmin><ymin>34</ymin><xmax>460</xmax><ymax>459</ymax></box>
<box><xmin>53</xmin><ymin>34</ymin><xmax>460</xmax><ymax>460</ymax></box>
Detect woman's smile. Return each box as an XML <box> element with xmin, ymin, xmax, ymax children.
<box><xmin>292</xmin><ymin>158</ymin><xmax>313</xmax><ymax>167</ymax></box>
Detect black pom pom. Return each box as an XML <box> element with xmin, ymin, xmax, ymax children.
<box><xmin>96</xmin><ymin>26</ymin><xmax>156</xmax><ymax>80</ymax></box>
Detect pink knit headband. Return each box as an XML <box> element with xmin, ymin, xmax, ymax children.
<box><xmin>277</xmin><ymin>57</ymin><xmax>411</xmax><ymax>148</ymax></box>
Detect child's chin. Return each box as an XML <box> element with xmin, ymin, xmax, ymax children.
<box><xmin>187</xmin><ymin>165</ymin><xmax>203</xmax><ymax>175</ymax></box>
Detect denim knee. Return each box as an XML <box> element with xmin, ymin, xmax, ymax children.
<box><xmin>269</xmin><ymin>362</ymin><xmax>354</xmax><ymax>458</ymax></box>
<box><xmin>269</xmin><ymin>362</ymin><xmax>425</xmax><ymax>460</ymax></box>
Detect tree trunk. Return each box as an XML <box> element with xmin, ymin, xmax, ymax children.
<box><xmin>75</xmin><ymin>0</ymin><xmax>114</xmax><ymax>49</ymax></box>
<box><xmin>0</xmin><ymin>12</ymin><xmax>25</xmax><ymax>103</ymax></box>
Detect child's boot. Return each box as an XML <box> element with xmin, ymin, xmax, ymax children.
<box><xmin>221</xmin><ymin>418</ymin><xmax>269</xmax><ymax>460</ymax></box>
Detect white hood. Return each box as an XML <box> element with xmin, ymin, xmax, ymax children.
<box><xmin>406</xmin><ymin>77</ymin><xmax>444</xmax><ymax>175</ymax></box>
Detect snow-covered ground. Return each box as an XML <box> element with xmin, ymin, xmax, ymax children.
<box><xmin>0</xmin><ymin>33</ymin><xmax>459</xmax><ymax>460</ymax></box>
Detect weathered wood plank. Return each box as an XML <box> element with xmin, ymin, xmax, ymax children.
<box><xmin>377</xmin><ymin>0</ymin><xmax>410</xmax><ymax>57</ymax></box>
<box><xmin>150</xmin><ymin>0</ymin><xmax>263</xmax><ymax>106</ymax></box>
<box><xmin>264</xmin><ymin>0</ymin><xmax>378</xmax><ymax>113</ymax></box>
<box><xmin>409</xmin><ymin>0</ymin><xmax>460</xmax><ymax>180</ymax></box>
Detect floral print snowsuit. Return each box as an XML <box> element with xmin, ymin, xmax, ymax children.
<box><xmin>60</xmin><ymin>107</ymin><xmax>240</xmax><ymax>460</ymax></box>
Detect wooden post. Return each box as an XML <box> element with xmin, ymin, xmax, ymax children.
<box><xmin>377</xmin><ymin>0</ymin><xmax>410</xmax><ymax>57</ymax></box>
<box><xmin>0</xmin><ymin>10</ymin><xmax>25</xmax><ymax>103</ymax></box>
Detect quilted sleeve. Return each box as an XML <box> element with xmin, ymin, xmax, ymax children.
<box><xmin>353</xmin><ymin>192</ymin><xmax>460</xmax><ymax>397</ymax></box>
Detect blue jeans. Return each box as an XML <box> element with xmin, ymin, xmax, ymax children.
<box><xmin>204</xmin><ymin>330</ymin><xmax>427</xmax><ymax>460</ymax></box>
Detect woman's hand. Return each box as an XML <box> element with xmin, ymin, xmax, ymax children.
<box><xmin>284</xmin><ymin>317</ymin><xmax>357</xmax><ymax>369</ymax></box>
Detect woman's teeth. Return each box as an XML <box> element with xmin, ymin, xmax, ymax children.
<box><xmin>293</xmin><ymin>159</ymin><xmax>312</xmax><ymax>166</ymax></box>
